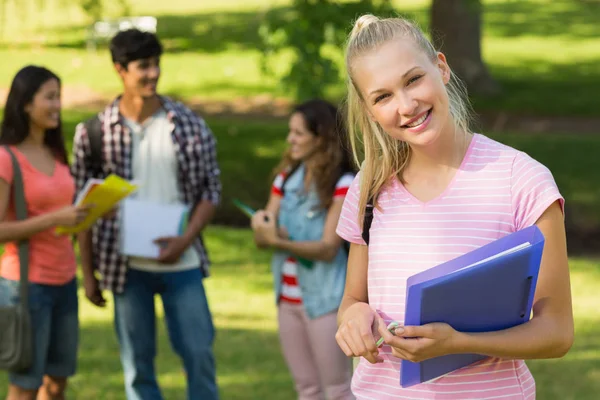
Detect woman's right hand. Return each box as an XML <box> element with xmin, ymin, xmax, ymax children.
<box><xmin>51</xmin><ymin>204</ymin><xmax>93</xmax><ymax>227</ymax></box>
<box><xmin>335</xmin><ymin>302</ymin><xmax>384</xmax><ymax>364</ymax></box>
<box><xmin>250</xmin><ymin>209</ymin><xmax>266</xmax><ymax>231</ymax></box>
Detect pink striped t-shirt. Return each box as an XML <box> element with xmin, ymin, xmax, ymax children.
<box><xmin>336</xmin><ymin>134</ymin><xmax>564</xmax><ymax>399</ymax></box>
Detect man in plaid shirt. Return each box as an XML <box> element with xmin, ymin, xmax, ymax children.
<box><xmin>71</xmin><ymin>29</ymin><xmax>221</xmax><ymax>399</ymax></box>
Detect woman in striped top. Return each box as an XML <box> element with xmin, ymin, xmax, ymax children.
<box><xmin>334</xmin><ymin>14</ymin><xmax>574</xmax><ymax>399</ymax></box>
<box><xmin>251</xmin><ymin>99</ymin><xmax>356</xmax><ymax>399</ymax></box>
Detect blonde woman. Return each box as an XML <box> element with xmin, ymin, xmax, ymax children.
<box><xmin>334</xmin><ymin>15</ymin><xmax>573</xmax><ymax>399</ymax></box>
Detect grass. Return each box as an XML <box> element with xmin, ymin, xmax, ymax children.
<box><xmin>0</xmin><ymin>0</ymin><xmax>598</xmax><ymax>396</ymax></box>
<box><xmin>0</xmin><ymin>0</ymin><xmax>599</xmax><ymax>116</ymax></box>
<box><xmin>0</xmin><ymin>226</ymin><xmax>599</xmax><ymax>398</ymax></box>
<box><xmin>0</xmin><ymin>227</ymin><xmax>296</xmax><ymax>399</ymax></box>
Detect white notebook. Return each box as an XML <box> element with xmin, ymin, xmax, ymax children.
<box><xmin>119</xmin><ymin>198</ymin><xmax>190</xmax><ymax>259</ymax></box>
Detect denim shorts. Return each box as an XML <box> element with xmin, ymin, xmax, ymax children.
<box><xmin>0</xmin><ymin>277</ymin><xmax>79</xmax><ymax>390</ymax></box>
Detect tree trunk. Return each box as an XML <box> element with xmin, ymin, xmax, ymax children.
<box><xmin>430</xmin><ymin>0</ymin><xmax>500</xmax><ymax>96</ymax></box>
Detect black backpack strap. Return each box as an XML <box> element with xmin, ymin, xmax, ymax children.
<box><xmin>361</xmin><ymin>198</ymin><xmax>374</xmax><ymax>245</ymax></box>
<box><xmin>280</xmin><ymin>163</ymin><xmax>301</xmax><ymax>196</ymax></box>
<box><xmin>84</xmin><ymin>115</ymin><xmax>103</xmax><ymax>175</ymax></box>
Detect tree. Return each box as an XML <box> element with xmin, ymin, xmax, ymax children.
<box><xmin>430</xmin><ymin>0</ymin><xmax>500</xmax><ymax>95</ymax></box>
<box><xmin>0</xmin><ymin>0</ymin><xmax>131</xmax><ymax>36</ymax></box>
<box><xmin>261</xmin><ymin>0</ymin><xmax>500</xmax><ymax>100</ymax></box>
<box><xmin>259</xmin><ymin>0</ymin><xmax>394</xmax><ymax>101</ymax></box>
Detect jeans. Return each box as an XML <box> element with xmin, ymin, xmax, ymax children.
<box><xmin>113</xmin><ymin>268</ymin><xmax>218</xmax><ymax>400</ymax></box>
<box><xmin>0</xmin><ymin>278</ymin><xmax>79</xmax><ymax>390</ymax></box>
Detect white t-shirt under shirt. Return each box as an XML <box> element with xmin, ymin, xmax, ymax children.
<box><xmin>272</xmin><ymin>171</ymin><xmax>354</xmax><ymax>304</ymax></box>
<box><xmin>124</xmin><ymin>109</ymin><xmax>199</xmax><ymax>272</ymax></box>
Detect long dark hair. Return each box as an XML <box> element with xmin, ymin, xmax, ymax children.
<box><xmin>274</xmin><ymin>99</ymin><xmax>356</xmax><ymax>209</ymax></box>
<box><xmin>0</xmin><ymin>65</ymin><xmax>68</xmax><ymax>164</ymax></box>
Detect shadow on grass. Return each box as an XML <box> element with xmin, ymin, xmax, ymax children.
<box><xmin>3</xmin><ymin>1</ymin><xmax>597</xmax><ymax>117</ymax></box>
<box><xmin>473</xmin><ymin>59</ymin><xmax>600</xmax><ymax>118</ymax></box>
<box><xmin>484</xmin><ymin>0</ymin><xmax>600</xmax><ymax>39</ymax></box>
<box><xmin>28</xmin><ymin>3</ymin><xmax>415</xmax><ymax>52</ymax></box>
<box><xmin>18</xmin><ymin>0</ymin><xmax>600</xmax><ymax>52</ymax></box>
<box><xmin>2</xmin><ymin>108</ymin><xmax>599</xmax><ymax>254</ymax></box>
<box><xmin>3</xmin><ymin>109</ymin><xmax>594</xmax><ymax>255</ymax></box>
<box><xmin>0</xmin><ymin>303</ymin><xmax>596</xmax><ymax>399</ymax></box>
<box><xmin>0</xmin><ymin>314</ymin><xmax>294</xmax><ymax>399</ymax></box>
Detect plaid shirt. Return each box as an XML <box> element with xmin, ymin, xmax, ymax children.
<box><xmin>71</xmin><ymin>96</ymin><xmax>221</xmax><ymax>293</ymax></box>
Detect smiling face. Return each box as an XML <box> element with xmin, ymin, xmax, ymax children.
<box><xmin>116</xmin><ymin>56</ymin><xmax>160</xmax><ymax>98</ymax></box>
<box><xmin>25</xmin><ymin>78</ymin><xmax>61</xmax><ymax>130</ymax></box>
<box><xmin>351</xmin><ymin>38</ymin><xmax>453</xmax><ymax>148</ymax></box>
<box><xmin>287</xmin><ymin>112</ymin><xmax>321</xmax><ymax>162</ymax></box>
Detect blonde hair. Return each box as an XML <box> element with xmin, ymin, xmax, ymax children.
<box><xmin>345</xmin><ymin>14</ymin><xmax>473</xmax><ymax>224</ymax></box>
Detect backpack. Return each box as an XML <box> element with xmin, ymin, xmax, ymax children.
<box><xmin>280</xmin><ymin>165</ymin><xmax>374</xmax><ymax>253</ymax></box>
<box><xmin>84</xmin><ymin>115</ymin><xmax>104</xmax><ymax>175</ymax></box>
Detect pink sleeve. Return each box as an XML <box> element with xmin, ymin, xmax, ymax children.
<box><xmin>511</xmin><ymin>151</ymin><xmax>564</xmax><ymax>230</ymax></box>
<box><xmin>336</xmin><ymin>173</ymin><xmax>366</xmax><ymax>244</ymax></box>
<box><xmin>0</xmin><ymin>148</ymin><xmax>14</xmax><ymax>185</ymax></box>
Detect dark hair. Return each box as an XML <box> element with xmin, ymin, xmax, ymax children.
<box><xmin>0</xmin><ymin>65</ymin><xmax>68</xmax><ymax>164</ymax></box>
<box><xmin>274</xmin><ymin>99</ymin><xmax>356</xmax><ymax>209</ymax></box>
<box><xmin>293</xmin><ymin>99</ymin><xmax>355</xmax><ymax>175</ymax></box>
<box><xmin>110</xmin><ymin>29</ymin><xmax>163</xmax><ymax>68</ymax></box>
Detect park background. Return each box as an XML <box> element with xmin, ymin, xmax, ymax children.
<box><xmin>0</xmin><ymin>0</ymin><xmax>599</xmax><ymax>398</ymax></box>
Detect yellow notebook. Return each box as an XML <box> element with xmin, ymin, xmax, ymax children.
<box><xmin>56</xmin><ymin>174</ymin><xmax>138</xmax><ymax>235</ymax></box>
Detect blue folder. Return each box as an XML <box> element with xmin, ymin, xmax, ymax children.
<box><xmin>400</xmin><ymin>225</ymin><xmax>545</xmax><ymax>388</ymax></box>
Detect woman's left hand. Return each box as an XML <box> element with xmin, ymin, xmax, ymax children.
<box><xmin>377</xmin><ymin>315</ymin><xmax>461</xmax><ymax>363</ymax></box>
<box><xmin>251</xmin><ymin>210</ymin><xmax>279</xmax><ymax>246</ymax></box>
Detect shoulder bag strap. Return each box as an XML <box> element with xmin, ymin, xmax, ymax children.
<box><xmin>362</xmin><ymin>199</ymin><xmax>374</xmax><ymax>245</ymax></box>
<box><xmin>280</xmin><ymin>163</ymin><xmax>301</xmax><ymax>196</ymax></box>
<box><xmin>4</xmin><ymin>146</ymin><xmax>29</xmax><ymax>309</ymax></box>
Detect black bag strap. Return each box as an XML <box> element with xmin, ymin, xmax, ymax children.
<box><xmin>279</xmin><ymin>163</ymin><xmax>302</xmax><ymax>196</ymax></box>
<box><xmin>361</xmin><ymin>198</ymin><xmax>374</xmax><ymax>245</ymax></box>
<box><xmin>4</xmin><ymin>146</ymin><xmax>29</xmax><ymax>309</ymax></box>
<box><xmin>85</xmin><ymin>116</ymin><xmax>103</xmax><ymax>175</ymax></box>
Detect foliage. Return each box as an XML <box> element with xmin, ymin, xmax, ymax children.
<box><xmin>1</xmin><ymin>0</ymin><xmax>599</xmax><ymax>117</ymax></box>
<box><xmin>75</xmin><ymin>0</ymin><xmax>132</xmax><ymax>19</ymax></box>
<box><xmin>79</xmin><ymin>0</ymin><xmax>103</xmax><ymax>20</ymax></box>
<box><xmin>0</xmin><ymin>0</ymin><xmax>131</xmax><ymax>26</ymax></box>
<box><xmin>259</xmin><ymin>0</ymin><xmax>396</xmax><ymax>101</ymax></box>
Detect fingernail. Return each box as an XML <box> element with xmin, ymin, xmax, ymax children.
<box><xmin>394</xmin><ymin>327</ymin><xmax>405</xmax><ymax>335</ymax></box>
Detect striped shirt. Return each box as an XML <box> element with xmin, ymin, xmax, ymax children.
<box><xmin>273</xmin><ymin>172</ymin><xmax>354</xmax><ymax>304</ymax></box>
<box><xmin>336</xmin><ymin>134</ymin><xmax>563</xmax><ymax>399</ymax></box>
<box><xmin>71</xmin><ymin>96</ymin><xmax>221</xmax><ymax>293</ymax></box>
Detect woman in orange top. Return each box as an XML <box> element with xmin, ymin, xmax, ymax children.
<box><xmin>0</xmin><ymin>65</ymin><xmax>90</xmax><ymax>400</ymax></box>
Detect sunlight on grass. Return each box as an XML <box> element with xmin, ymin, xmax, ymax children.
<box><xmin>1</xmin><ymin>0</ymin><xmax>599</xmax><ymax>116</ymax></box>
<box><xmin>0</xmin><ymin>227</ymin><xmax>598</xmax><ymax>398</ymax></box>
<box><xmin>528</xmin><ymin>257</ymin><xmax>600</xmax><ymax>400</ymax></box>
<box><xmin>0</xmin><ymin>0</ymin><xmax>598</xmax><ymax>396</ymax></box>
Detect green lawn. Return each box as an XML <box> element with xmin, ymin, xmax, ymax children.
<box><xmin>0</xmin><ymin>0</ymin><xmax>599</xmax><ymax>117</ymax></box>
<box><xmin>0</xmin><ymin>0</ymin><xmax>598</xmax><ymax>397</ymax></box>
<box><xmin>0</xmin><ymin>226</ymin><xmax>598</xmax><ymax>398</ymax></box>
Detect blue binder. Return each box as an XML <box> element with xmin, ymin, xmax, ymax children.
<box><xmin>400</xmin><ymin>225</ymin><xmax>545</xmax><ymax>387</ymax></box>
